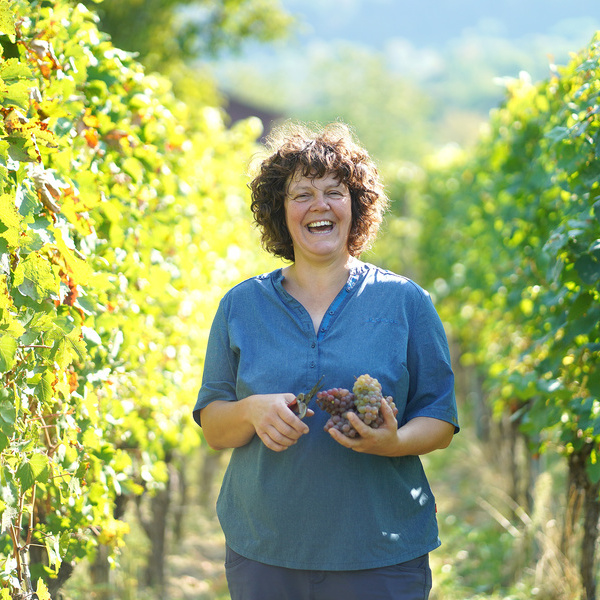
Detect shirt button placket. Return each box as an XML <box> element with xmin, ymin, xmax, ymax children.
<box><xmin>310</xmin><ymin>339</ymin><xmax>318</xmax><ymax>371</ymax></box>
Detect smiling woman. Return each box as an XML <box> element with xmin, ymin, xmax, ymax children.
<box><xmin>193</xmin><ymin>121</ymin><xmax>459</xmax><ymax>600</ymax></box>
<box><xmin>249</xmin><ymin>122</ymin><xmax>387</xmax><ymax>262</ymax></box>
<box><xmin>283</xmin><ymin>170</ymin><xmax>352</xmax><ymax>266</ymax></box>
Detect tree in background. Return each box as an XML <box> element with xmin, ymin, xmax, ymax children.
<box><xmin>79</xmin><ymin>0</ymin><xmax>293</xmax><ymax>71</ymax></box>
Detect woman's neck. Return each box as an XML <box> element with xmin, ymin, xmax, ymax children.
<box><xmin>282</xmin><ymin>257</ymin><xmax>360</xmax><ymax>333</ymax></box>
<box><xmin>283</xmin><ymin>255</ymin><xmax>359</xmax><ymax>297</ymax></box>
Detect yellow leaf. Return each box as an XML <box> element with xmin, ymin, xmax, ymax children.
<box><xmin>54</xmin><ymin>227</ymin><xmax>93</xmax><ymax>285</ymax></box>
<box><xmin>0</xmin><ymin>193</ymin><xmax>22</xmax><ymax>247</ymax></box>
<box><xmin>0</xmin><ymin>0</ymin><xmax>16</xmax><ymax>41</ymax></box>
<box><xmin>36</xmin><ymin>579</ymin><xmax>51</xmax><ymax>600</ymax></box>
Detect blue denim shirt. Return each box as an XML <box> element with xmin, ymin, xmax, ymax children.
<box><xmin>194</xmin><ymin>262</ymin><xmax>459</xmax><ymax>570</ymax></box>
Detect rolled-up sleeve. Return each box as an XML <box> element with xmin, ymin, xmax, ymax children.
<box><xmin>404</xmin><ymin>293</ymin><xmax>459</xmax><ymax>433</ymax></box>
<box><xmin>193</xmin><ymin>298</ymin><xmax>239</xmax><ymax>426</ymax></box>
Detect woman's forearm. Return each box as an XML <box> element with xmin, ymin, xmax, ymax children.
<box><xmin>199</xmin><ymin>399</ymin><xmax>257</xmax><ymax>450</ymax></box>
<box><xmin>395</xmin><ymin>416</ymin><xmax>455</xmax><ymax>456</ymax></box>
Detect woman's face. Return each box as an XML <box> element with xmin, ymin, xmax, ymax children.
<box><xmin>284</xmin><ymin>170</ymin><xmax>353</xmax><ymax>266</ymax></box>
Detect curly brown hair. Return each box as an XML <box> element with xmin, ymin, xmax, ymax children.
<box><xmin>249</xmin><ymin>122</ymin><xmax>389</xmax><ymax>262</ymax></box>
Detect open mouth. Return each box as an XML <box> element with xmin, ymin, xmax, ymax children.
<box><xmin>307</xmin><ymin>220</ymin><xmax>334</xmax><ymax>233</ymax></box>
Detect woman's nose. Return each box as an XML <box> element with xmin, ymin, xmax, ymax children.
<box><xmin>310</xmin><ymin>192</ymin><xmax>329</xmax><ymax>209</ymax></box>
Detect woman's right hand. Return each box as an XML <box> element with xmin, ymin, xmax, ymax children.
<box><xmin>244</xmin><ymin>393</ymin><xmax>313</xmax><ymax>452</ymax></box>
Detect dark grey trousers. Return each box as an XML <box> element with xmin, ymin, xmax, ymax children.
<box><xmin>224</xmin><ymin>546</ymin><xmax>432</xmax><ymax>600</ymax></box>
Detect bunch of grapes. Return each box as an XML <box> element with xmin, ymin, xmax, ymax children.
<box><xmin>315</xmin><ymin>387</ymin><xmax>355</xmax><ymax>416</ymax></box>
<box><xmin>316</xmin><ymin>388</ymin><xmax>358</xmax><ymax>437</ymax></box>
<box><xmin>316</xmin><ymin>374</ymin><xmax>398</xmax><ymax>438</ymax></box>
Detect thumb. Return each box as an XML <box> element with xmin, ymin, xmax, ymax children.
<box><xmin>381</xmin><ymin>399</ymin><xmax>398</xmax><ymax>427</ymax></box>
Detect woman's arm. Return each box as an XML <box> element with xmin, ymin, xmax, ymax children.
<box><xmin>328</xmin><ymin>400</ymin><xmax>455</xmax><ymax>457</ymax></box>
<box><xmin>200</xmin><ymin>393</ymin><xmax>313</xmax><ymax>452</ymax></box>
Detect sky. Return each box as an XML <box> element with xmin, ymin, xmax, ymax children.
<box><xmin>210</xmin><ymin>0</ymin><xmax>600</xmax><ymax>102</ymax></box>
<box><xmin>206</xmin><ymin>0</ymin><xmax>600</xmax><ymax>150</ymax></box>
<box><xmin>211</xmin><ymin>0</ymin><xmax>600</xmax><ymax>88</ymax></box>
<box><xmin>279</xmin><ymin>0</ymin><xmax>600</xmax><ymax>51</ymax></box>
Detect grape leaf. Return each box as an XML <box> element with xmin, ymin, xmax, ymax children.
<box><xmin>0</xmin><ymin>334</ymin><xmax>17</xmax><ymax>372</ymax></box>
<box><xmin>0</xmin><ymin>398</ymin><xmax>16</xmax><ymax>435</ymax></box>
<box><xmin>0</xmin><ymin>0</ymin><xmax>16</xmax><ymax>41</ymax></box>
<box><xmin>16</xmin><ymin>453</ymin><xmax>50</xmax><ymax>490</ymax></box>
<box><xmin>12</xmin><ymin>252</ymin><xmax>59</xmax><ymax>302</ymax></box>
<box><xmin>34</xmin><ymin>368</ymin><xmax>54</xmax><ymax>404</ymax></box>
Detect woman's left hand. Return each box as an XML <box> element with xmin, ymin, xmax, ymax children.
<box><xmin>328</xmin><ymin>402</ymin><xmax>455</xmax><ymax>457</ymax></box>
<box><xmin>327</xmin><ymin>400</ymin><xmax>401</xmax><ymax>456</ymax></box>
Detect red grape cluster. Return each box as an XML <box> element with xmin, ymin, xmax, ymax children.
<box><xmin>316</xmin><ymin>374</ymin><xmax>397</xmax><ymax>438</ymax></box>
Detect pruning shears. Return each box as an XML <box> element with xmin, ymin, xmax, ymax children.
<box><xmin>287</xmin><ymin>375</ymin><xmax>324</xmax><ymax>419</ymax></box>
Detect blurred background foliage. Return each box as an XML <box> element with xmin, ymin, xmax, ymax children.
<box><xmin>1</xmin><ymin>0</ymin><xmax>599</xmax><ymax>599</ymax></box>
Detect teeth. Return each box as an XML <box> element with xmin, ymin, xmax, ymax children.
<box><xmin>307</xmin><ymin>220</ymin><xmax>333</xmax><ymax>228</ymax></box>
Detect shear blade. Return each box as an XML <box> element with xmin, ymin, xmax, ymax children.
<box><xmin>297</xmin><ymin>401</ymin><xmax>307</xmax><ymax>419</ymax></box>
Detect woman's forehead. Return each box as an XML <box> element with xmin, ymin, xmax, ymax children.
<box><xmin>287</xmin><ymin>169</ymin><xmax>344</xmax><ymax>190</ymax></box>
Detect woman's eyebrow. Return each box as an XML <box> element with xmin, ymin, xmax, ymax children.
<box><xmin>287</xmin><ymin>183</ymin><xmax>312</xmax><ymax>195</ymax></box>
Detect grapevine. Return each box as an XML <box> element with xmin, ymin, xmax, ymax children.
<box><xmin>373</xmin><ymin>33</ymin><xmax>600</xmax><ymax>597</ymax></box>
<box><xmin>0</xmin><ymin>0</ymin><xmax>271</xmax><ymax>595</ymax></box>
<box><xmin>316</xmin><ymin>375</ymin><xmax>398</xmax><ymax>437</ymax></box>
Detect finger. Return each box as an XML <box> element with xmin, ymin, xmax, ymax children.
<box><xmin>259</xmin><ymin>425</ymin><xmax>300</xmax><ymax>451</ymax></box>
<box><xmin>260</xmin><ymin>434</ymin><xmax>296</xmax><ymax>452</ymax></box>
<box><xmin>345</xmin><ymin>411</ymin><xmax>371</xmax><ymax>437</ymax></box>
<box><xmin>329</xmin><ymin>428</ymin><xmax>369</xmax><ymax>453</ymax></box>
<box><xmin>328</xmin><ymin>427</ymin><xmax>353</xmax><ymax>448</ymax></box>
<box><xmin>279</xmin><ymin>406</ymin><xmax>310</xmax><ymax>434</ymax></box>
<box><xmin>380</xmin><ymin>401</ymin><xmax>399</xmax><ymax>428</ymax></box>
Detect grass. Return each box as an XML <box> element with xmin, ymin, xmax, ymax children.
<box><xmin>425</xmin><ymin>425</ymin><xmax>582</xmax><ymax>600</ymax></box>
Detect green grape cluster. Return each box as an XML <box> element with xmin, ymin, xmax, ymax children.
<box><xmin>317</xmin><ymin>374</ymin><xmax>398</xmax><ymax>438</ymax></box>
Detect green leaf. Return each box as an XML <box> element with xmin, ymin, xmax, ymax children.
<box><xmin>574</xmin><ymin>254</ymin><xmax>600</xmax><ymax>285</ymax></box>
<box><xmin>16</xmin><ymin>453</ymin><xmax>50</xmax><ymax>490</ymax></box>
<box><xmin>0</xmin><ymin>398</ymin><xmax>15</xmax><ymax>436</ymax></box>
<box><xmin>0</xmin><ymin>59</ymin><xmax>31</xmax><ymax>110</ymax></box>
<box><xmin>0</xmin><ymin>334</ymin><xmax>17</xmax><ymax>372</ymax></box>
<box><xmin>568</xmin><ymin>291</ymin><xmax>594</xmax><ymax>321</ymax></box>
<box><xmin>12</xmin><ymin>252</ymin><xmax>59</xmax><ymax>302</ymax></box>
<box><xmin>122</xmin><ymin>157</ymin><xmax>144</xmax><ymax>183</ymax></box>
<box><xmin>34</xmin><ymin>369</ymin><xmax>54</xmax><ymax>404</ymax></box>
<box><xmin>586</xmin><ymin>454</ymin><xmax>600</xmax><ymax>485</ymax></box>
<box><xmin>52</xmin><ymin>333</ymin><xmax>87</xmax><ymax>368</ymax></box>
<box><xmin>546</xmin><ymin>126</ymin><xmax>571</xmax><ymax>144</ymax></box>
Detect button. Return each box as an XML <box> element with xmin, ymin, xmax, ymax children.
<box><xmin>311</xmin><ymin>342</ymin><xmax>316</xmax><ymax>348</ymax></box>
<box><xmin>309</xmin><ymin>362</ymin><xmax>315</xmax><ymax>368</ymax></box>
<box><xmin>328</xmin><ymin>310</ymin><xmax>334</xmax><ymax>315</ymax></box>
<box><xmin>320</xmin><ymin>327</ymin><xmax>326</xmax><ymax>332</ymax></box>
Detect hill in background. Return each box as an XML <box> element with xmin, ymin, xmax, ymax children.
<box><xmin>202</xmin><ymin>0</ymin><xmax>600</xmax><ymax>156</ymax></box>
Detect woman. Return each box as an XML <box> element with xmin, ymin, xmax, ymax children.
<box><xmin>193</xmin><ymin>122</ymin><xmax>459</xmax><ymax>600</ymax></box>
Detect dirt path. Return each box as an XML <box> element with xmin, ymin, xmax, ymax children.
<box><xmin>166</xmin><ymin>509</ymin><xmax>229</xmax><ymax>600</ymax></box>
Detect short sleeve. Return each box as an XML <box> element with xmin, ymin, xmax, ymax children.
<box><xmin>193</xmin><ymin>298</ymin><xmax>239</xmax><ymax>426</ymax></box>
<box><xmin>404</xmin><ymin>293</ymin><xmax>459</xmax><ymax>432</ymax></box>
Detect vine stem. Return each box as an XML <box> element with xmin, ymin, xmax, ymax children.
<box><xmin>18</xmin><ymin>345</ymin><xmax>51</xmax><ymax>349</ymax></box>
